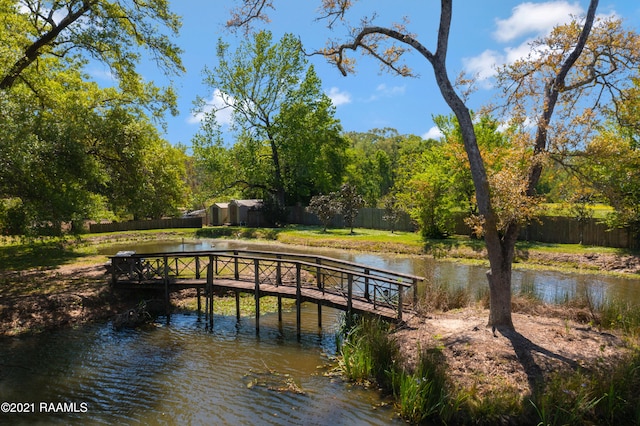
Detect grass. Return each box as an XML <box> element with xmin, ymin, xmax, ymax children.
<box><xmin>543</xmin><ymin>203</ymin><xmax>614</xmax><ymax>219</ymax></box>
<box><xmin>527</xmin><ymin>352</ymin><xmax>640</xmax><ymax>426</ymax></box>
<box><xmin>337</xmin><ymin>311</ymin><xmax>640</xmax><ymax>425</ymax></box>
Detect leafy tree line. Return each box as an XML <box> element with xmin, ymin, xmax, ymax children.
<box><xmin>187</xmin><ymin>26</ymin><xmax>640</xmax><ymax>244</ymax></box>
<box><xmin>0</xmin><ymin>0</ymin><xmax>189</xmax><ymax>235</ymax></box>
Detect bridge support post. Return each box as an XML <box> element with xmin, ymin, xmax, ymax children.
<box><xmin>277</xmin><ymin>296</ymin><xmax>282</xmax><ymax>323</ymax></box>
<box><xmin>254</xmin><ymin>259</ymin><xmax>260</xmax><ymax>334</ymax></box>
<box><xmin>197</xmin><ymin>287</ymin><xmax>201</xmax><ymax>314</ymax></box>
<box><xmin>235</xmin><ymin>291</ymin><xmax>241</xmax><ymax>322</ymax></box>
<box><xmin>397</xmin><ymin>287</ymin><xmax>403</xmax><ymax>322</ymax></box>
<box><xmin>296</xmin><ymin>263</ymin><xmax>301</xmax><ymax>340</ymax></box>
<box><xmin>207</xmin><ymin>256</ymin><xmax>214</xmax><ymax>328</ymax></box>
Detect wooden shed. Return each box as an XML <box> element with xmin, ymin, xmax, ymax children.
<box><xmin>210</xmin><ymin>203</ymin><xmax>229</xmax><ymax>226</ymax></box>
<box><xmin>228</xmin><ymin>199</ymin><xmax>263</xmax><ymax>226</ymax></box>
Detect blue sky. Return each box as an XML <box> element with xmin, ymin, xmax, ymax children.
<box><xmin>91</xmin><ymin>1</ymin><xmax>640</xmax><ymax>146</ymax></box>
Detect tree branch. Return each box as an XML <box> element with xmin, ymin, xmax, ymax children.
<box><xmin>0</xmin><ymin>1</ymin><xmax>94</xmax><ymax>90</ymax></box>
<box><xmin>527</xmin><ymin>0</ymin><xmax>599</xmax><ymax>196</ymax></box>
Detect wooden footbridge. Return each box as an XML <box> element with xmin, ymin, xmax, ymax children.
<box><xmin>108</xmin><ymin>249</ymin><xmax>424</xmax><ymax>335</ymax></box>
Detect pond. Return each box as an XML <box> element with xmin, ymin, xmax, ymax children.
<box><xmin>2</xmin><ymin>238</ymin><xmax>638</xmax><ymax>424</ymax></box>
<box><xmin>0</xmin><ymin>306</ymin><xmax>398</xmax><ymax>425</ymax></box>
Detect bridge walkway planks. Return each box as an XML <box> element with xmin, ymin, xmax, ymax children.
<box><xmin>114</xmin><ymin>276</ymin><xmax>399</xmax><ymax>320</ymax></box>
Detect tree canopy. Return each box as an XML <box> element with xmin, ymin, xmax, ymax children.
<box><xmin>0</xmin><ymin>0</ymin><xmax>188</xmax><ymax>234</ymax></box>
<box><xmin>192</xmin><ymin>30</ymin><xmax>348</xmax><ymax>207</ymax></box>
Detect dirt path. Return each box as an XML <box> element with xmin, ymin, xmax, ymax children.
<box><xmin>0</xmin><ymin>264</ymin><xmax>127</xmax><ymax>336</ymax></box>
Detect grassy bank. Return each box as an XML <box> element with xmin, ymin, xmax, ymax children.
<box><xmin>196</xmin><ymin>225</ymin><xmax>640</xmax><ymax>277</ymax></box>
<box><xmin>338</xmin><ymin>315</ymin><xmax>640</xmax><ymax>425</ymax></box>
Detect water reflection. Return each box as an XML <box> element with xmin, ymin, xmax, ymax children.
<box><xmin>0</xmin><ymin>308</ymin><xmax>399</xmax><ymax>425</ymax></box>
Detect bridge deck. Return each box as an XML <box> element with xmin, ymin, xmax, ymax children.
<box><xmin>115</xmin><ymin>277</ymin><xmax>398</xmax><ymax>320</ymax></box>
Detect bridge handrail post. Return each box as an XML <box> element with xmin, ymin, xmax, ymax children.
<box><xmin>207</xmin><ymin>255</ymin><xmax>214</xmax><ymax>327</ymax></box>
<box><xmin>347</xmin><ymin>273</ymin><xmax>353</xmax><ymax>317</ymax></box>
<box><xmin>195</xmin><ymin>256</ymin><xmax>201</xmax><ymax>279</ymax></box>
<box><xmin>163</xmin><ymin>255</ymin><xmax>170</xmax><ymax>315</ymax></box>
<box><xmin>413</xmin><ymin>278</ymin><xmax>419</xmax><ymax>306</ymax></box>
<box><xmin>364</xmin><ymin>268</ymin><xmax>370</xmax><ymax>301</ymax></box>
<box><xmin>163</xmin><ymin>255</ymin><xmax>169</xmax><ymax>281</ymax></box>
<box><xmin>397</xmin><ymin>284</ymin><xmax>403</xmax><ymax>321</ymax></box>
<box><xmin>234</xmin><ymin>250</ymin><xmax>239</xmax><ymax>280</ymax></box>
<box><xmin>110</xmin><ymin>261</ymin><xmax>117</xmax><ymax>287</ymax></box>
<box><xmin>316</xmin><ymin>258</ymin><xmax>323</xmax><ymax>294</ymax></box>
<box><xmin>276</xmin><ymin>254</ymin><xmax>282</xmax><ymax>286</ymax></box>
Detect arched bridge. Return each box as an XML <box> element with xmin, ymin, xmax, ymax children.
<box><xmin>108</xmin><ymin>249</ymin><xmax>424</xmax><ymax>334</ymax></box>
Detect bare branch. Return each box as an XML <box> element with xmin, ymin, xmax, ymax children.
<box><xmin>226</xmin><ymin>0</ymin><xmax>273</xmax><ymax>33</ymax></box>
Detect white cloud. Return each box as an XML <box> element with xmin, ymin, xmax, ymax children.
<box><xmin>88</xmin><ymin>67</ymin><xmax>117</xmax><ymax>82</ymax></box>
<box><xmin>188</xmin><ymin>89</ymin><xmax>235</xmax><ymax>126</ymax></box>
<box><xmin>462</xmin><ymin>49</ymin><xmax>504</xmax><ymax>82</ymax></box>
<box><xmin>376</xmin><ymin>83</ymin><xmax>405</xmax><ymax>96</ymax></box>
<box><xmin>366</xmin><ymin>83</ymin><xmax>406</xmax><ymax>102</ymax></box>
<box><xmin>422</xmin><ymin>126</ymin><xmax>443</xmax><ymax>140</ymax></box>
<box><xmin>462</xmin><ymin>1</ymin><xmax>585</xmax><ymax>83</ymax></box>
<box><xmin>493</xmin><ymin>1</ymin><xmax>584</xmax><ymax>42</ymax></box>
<box><xmin>326</xmin><ymin>87</ymin><xmax>352</xmax><ymax>106</ymax></box>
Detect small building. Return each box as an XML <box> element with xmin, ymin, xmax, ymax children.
<box><xmin>210</xmin><ymin>202</ymin><xmax>229</xmax><ymax>226</ymax></box>
<box><xmin>229</xmin><ymin>199</ymin><xmax>263</xmax><ymax>226</ymax></box>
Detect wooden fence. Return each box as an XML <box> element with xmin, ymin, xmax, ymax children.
<box><xmin>291</xmin><ymin>206</ymin><xmax>635</xmax><ymax>249</ymax></box>
<box><xmin>452</xmin><ymin>215</ymin><xmax>634</xmax><ymax>249</ymax></box>
<box><xmin>89</xmin><ymin>217</ymin><xmax>202</xmax><ymax>233</ymax></box>
<box><xmin>90</xmin><ymin>208</ymin><xmax>635</xmax><ymax>249</ymax></box>
<box><xmin>287</xmin><ymin>206</ymin><xmax>415</xmax><ymax>232</ymax></box>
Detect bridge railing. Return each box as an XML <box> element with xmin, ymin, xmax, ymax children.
<box><xmin>108</xmin><ymin>249</ymin><xmax>424</xmax><ymax>320</ymax></box>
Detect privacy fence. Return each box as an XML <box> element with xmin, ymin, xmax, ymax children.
<box><xmin>91</xmin><ymin>208</ymin><xmax>636</xmax><ymax>249</ymax></box>
<box><xmin>288</xmin><ymin>206</ymin><xmax>636</xmax><ymax>249</ymax></box>
<box><xmin>89</xmin><ymin>217</ymin><xmax>202</xmax><ymax>233</ymax></box>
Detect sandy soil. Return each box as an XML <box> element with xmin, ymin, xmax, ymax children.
<box><xmin>393</xmin><ymin>307</ymin><xmax>633</xmax><ymax>401</ymax></box>
<box><xmin>0</xmin><ymin>264</ymin><xmax>125</xmax><ymax>336</ymax></box>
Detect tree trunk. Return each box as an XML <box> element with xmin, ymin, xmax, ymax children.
<box><xmin>267</xmin><ymin>132</ymin><xmax>286</xmax><ymax>206</ymax></box>
<box><xmin>484</xmin><ymin>225</ymin><xmax>519</xmax><ymax>329</ymax></box>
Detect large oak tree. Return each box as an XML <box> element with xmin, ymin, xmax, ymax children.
<box><xmin>0</xmin><ymin>1</ymin><xmax>188</xmax><ymax>232</ymax></box>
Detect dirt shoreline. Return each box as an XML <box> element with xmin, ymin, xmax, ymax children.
<box><xmin>1</xmin><ymin>244</ymin><xmax>638</xmax><ymax>408</ymax></box>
